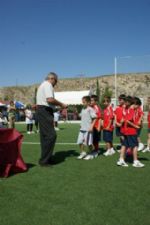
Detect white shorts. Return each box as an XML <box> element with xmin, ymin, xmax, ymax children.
<box><xmin>77</xmin><ymin>130</ymin><xmax>93</xmax><ymax>146</ymax></box>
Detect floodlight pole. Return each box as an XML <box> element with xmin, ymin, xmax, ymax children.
<box><xmin>114</xmin><ymin>57</ymin><xmax>117</xmax><ymax>105</ymax></box>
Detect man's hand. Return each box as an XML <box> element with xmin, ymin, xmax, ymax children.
<box><xmin>88</xmin><ymin>125</ymin><xmax>93</xmax><ymax>132</ymax></box>
<box><xmin>61</xmin><ymin>103</ymin><xmax>68</xmax><ymax>109</ymax></box>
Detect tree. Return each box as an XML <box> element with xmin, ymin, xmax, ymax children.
<box><xmin>4</xmin><ymin>95</ymin><xmax>10</xmax><ymax>101</ymax></box>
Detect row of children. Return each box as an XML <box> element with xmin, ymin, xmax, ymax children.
<box><xmin>77</xmin><ymin>94</ymin><xmax>149</xmax><ymax>168</ymax></box>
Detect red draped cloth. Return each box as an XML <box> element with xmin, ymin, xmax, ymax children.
<box><xmin>0</xmin><ymin>128</ymin><xmax>27</xmax><ymax>177</ymax></box>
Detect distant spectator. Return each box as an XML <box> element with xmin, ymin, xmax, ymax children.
<box><xmin>19</xmin><ymin>109</ymin><xmax>25</xmax><ymax>121</ymax></box>
<box><xmin>0</xmin><ymin>112</ymin><xmax>8</xmax><ymax>128</ymax></box>
<box><xmin>54</xmin><ymin>110</ymin><xmax>60</xmax><ymax>131</ymax></box>
<box><xmin>33</xmin><ymin>106</ymin><xmax>39</xmax><ymax>133</ymax></box>
<box><xmin>2</xmin><ymin>109</ymin><xmax>8</xmax><ymax>121</ymax></box>
<box><xmin>7</xmin><ymin>101</ymin><xmax>16</xmax><ymax>128</ymax></box>
<box><xmin>61</xmin><ymin>108</ymin><xmax>67</xmax><ymax>121</ymax></box>
<box><xmin>25</xmin><ymin>105</ymin><xmax>34</xmax><ymax>134</ymax></box>
<box><xmin>73</xmin><ymin>107</ymin><xmax>78</xmax><ymax>120</ymax></box>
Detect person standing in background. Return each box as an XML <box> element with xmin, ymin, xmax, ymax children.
<box><xmin>0</xmin><ymin>112</ymin><xmax>8</xmax><ymax>128</ymax></box>
<box><xmin>36</xmin><ymin>72</ymin><xmax>67</xmax><ymax>167</ymax></box>
<box><xmin>25</xmin><ymin>105</ymin><xmax>34</xmax><ymax>134</ymax></box>
<box><xmin>33</xmin><ymin>105</ymin><xmax>39</xmax><ymax>133</ymax></box>
<box><xmin>7</xmin><ymin>101</ymin><xmax>16</xmax><ymax>128</ymax></box>
<box><xmin>54</xmin><ymin>109</ymin><xmax>60</xmax><ymax>131</ymax></box>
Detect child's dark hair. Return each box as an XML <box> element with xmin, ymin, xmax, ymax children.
<box><xmin>82</xmin><ymin>96</ymin><xmax>91</xmax><ymax>103</ymax></box>
<box><xmin>133</xmin><ymin>97</ymin><xmax>142</xmax><ymax>106</ymax></box>
<box><xmin>26</xmin><ymin>104</ymin><xmax>32</xmax><ymax>110</ymax></box>
<box><xmin>10</xmin><ymin>100</ymin><xmax>14</xmax><ymax>105</ymax></box>
<box><xmin>91</xmin><ymin>95</ymin><xmax>98</xmax><ymax>101</ymax></box>
<box><xmin>125</xmin><ymin>96</ymin><xmax>133</xmax><ymax>105</ymax></box>
<box><xmin>118</xmin><ymin>94</ymin><xmax>126</xmax><ymax>101</ymax></box>
<box><xmin>103</xmin><ymin>96</ymin><xmax>111</xmax><ymax>103</ymax></box>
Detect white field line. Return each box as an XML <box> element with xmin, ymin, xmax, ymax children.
<box><xmin>23</xmin><ymin>142</ymin><xmax>77</xmax><ymax>145</ymax></box>
<box><xmin>22</xmin><ymin>142</ymin><xmax>147</xmax><ymax>145</ymax></box>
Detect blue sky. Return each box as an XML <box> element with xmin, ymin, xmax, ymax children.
<box><xmin>0</xmin><ymin>0</ymin><xmax>150</xmax><ymax>87</ymax></box>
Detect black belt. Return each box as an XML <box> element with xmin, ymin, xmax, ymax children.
<box><xmin>37</xmin><ymin>105</ymin><xmax>53</xmax><ymax>113</ymax></box>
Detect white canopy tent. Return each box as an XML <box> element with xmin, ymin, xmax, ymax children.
<box><xmin>55</xmin><ymin>90</ymin><xmax>91</xmax><ymax>105</ymax></box>
<box><xmin>0</xmin><ymin>102</ymin><xmax>6</xmax><ymax>107</ymax></box>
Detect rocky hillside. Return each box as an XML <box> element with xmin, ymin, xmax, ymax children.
<box><xmin>0</xmin><ymin>73</ymin><xmax>150</xmax><ymax>106</ymax></box>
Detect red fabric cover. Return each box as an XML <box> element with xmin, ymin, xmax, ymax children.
<box><xmin>0</xmin><ymin>128</ymin><xmax>27</xmax><ymax>177</ymax></box>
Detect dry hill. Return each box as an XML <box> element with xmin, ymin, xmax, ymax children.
<box><xmin>0</xmin><ymin>73</ymin><xmax>150</xmax><ymax>107</ymax></box>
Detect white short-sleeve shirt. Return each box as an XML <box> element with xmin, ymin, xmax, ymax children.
<box><xmin>36</xmin><ymin>81</ymin><xmax>55</xmax><ymax>109</ymax></box>
<box><xmin>80</xmin><ymin>106</ymin><xmax>97</xmax><ymax>131</ymax></box>
<box><xmin>25</xmin><ymin>109</ymin><xmax>33</xmax><ymax>124</ymax></box>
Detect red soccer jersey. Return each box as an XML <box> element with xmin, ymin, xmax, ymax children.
<box><xmin>92</xmin><ymin>105</ymin><xmax>101</xmax><ymax>130</ymax></box>
<box><xmin>147</xmin><ymin>111</ymin><xmax>150</xmax><ymax>129</ymax></box>
<box><xmin>114</xmin><ymin>105</ymin><xmax>125</xmax><ymax>125</ymax></box>
<box><xmin>134</xmin><ymin>107</ymin><xmax>144</xmax><ymax>126</ymax></box>
<box><xmin>103</xmin><ymin>105</ymin><xmax>114</xmax><ymax>131</ymax></box>
<box><xmin>121</xmin><ymin>107</ymin><xmax>137</xmax><ymax>135</ymax></box>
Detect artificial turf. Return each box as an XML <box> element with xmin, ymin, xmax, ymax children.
<box><xmin>0</xmin><ymin>123</ymin><xmax>150</xmax><ymax>225</ymax></box>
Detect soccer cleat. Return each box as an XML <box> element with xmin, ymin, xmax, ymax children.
<box><xmin>77</xmin><ymin>151</ymin><xmax>87</xmax><ymax>159</ymax></box>
<box><xmin>92</xmin><ymin>151</ymin><xmax>99</xmax><ymax>158</ymax></box>
<box><xmin>55</xmin><ymin>127</ymin><xmax>60</xmax><ymax>131</ymax></box>
<box><xmin>117</xmin><ymin>149</ymin><xmax>121</xmax><ymax>153</ymax></box>
<box><xmin>84</xmin><ymin>154</ymin><xmax>94</xmax><ymax>160</ymax></box>
<box><xmin>138</xmin><ymin>143</ymin><xmax>144</xmax><ymax>151</ymax></box>
<box><xmin>110</xmin><ymin>148</ymin><xmax>115</xmax><ymax>155</ymax></box>
<box><xmin>142</xmin><ymin>147</ymin><xmax>150</xmax><ymax>153</ymax></box>
<box><xmin>117</xmin><ymin>159</ymin><xmax>128</xmax><ymax>167</ymax></box>
<box><xmin>103</xmin><ymin>149</ymin><xmax>112</xmax><ymax>156</ymax></box>
<box><xmin>132</xmin><ymin>160</ymin><xmax>144</xmax><ymax>168</ymax></box>
<box><xmin>84</xmin><ymin>151</ymin><xmax>99</xmax><ymax>160</ymax></box>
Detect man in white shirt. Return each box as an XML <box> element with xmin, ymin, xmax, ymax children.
<box><xmin>36</xmin><ymin>72</ymin><xmax>67</xmax><ymax>167</ymax></box>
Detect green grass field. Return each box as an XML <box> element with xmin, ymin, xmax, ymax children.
<box><xmin>0</xmin><ymin>123</ymin><xmax>150</xmax><ymax>225</ymax></box>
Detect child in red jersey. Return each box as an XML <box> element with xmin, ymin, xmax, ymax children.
<box><xmin>114</xmin><ymin>94</ymin><xmax>126</xmax><ymax>150</ymax></box>
<box><xmin>83</xmin><ymin>95</ymin><xmax>101</xmax><ymax>160</ymax></box>
<box><xmin>133</xmin><ymin>97</ymin><xmax>144</xmax><ymax>151</ymax></box>
<box><xmin>143</xmin><ymin>99</ymin><xmax>150</xmax><ymax>152</ymax></box>
<box><xmin>102</xmin><ymin>96</ymin><xmax>115</xmax><ymax>156</ymax></box>
<box><xmin>117</xmin><ymin>96</ymin><xmax>144</xmax><ymax>168</ymax></box>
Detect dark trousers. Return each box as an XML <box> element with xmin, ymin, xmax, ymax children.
<box><xmin>37</xmin><ymin>106</ymin><xmax>57</xmax><ymax>165</ymax></box>
<box><xmin>27</xmin><ymin>124</ymin><xmax>33</xmax><ymax>132</ymax></box>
